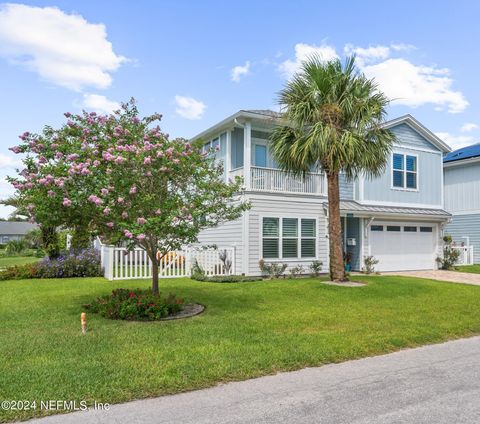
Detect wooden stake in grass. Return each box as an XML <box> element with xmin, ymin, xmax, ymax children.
<box><xmin>81</xmin><ymin>312</ymin><xmax>87</xmax><ymax>334</ymax></box>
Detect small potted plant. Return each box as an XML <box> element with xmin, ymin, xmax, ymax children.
<box><xmin>344</xmin><ymin>251</ymin><xmax>352</xmax><ymax>272</ymax></box>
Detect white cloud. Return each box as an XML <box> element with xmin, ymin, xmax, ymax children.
<box><xmin>175</xmin><ymin>95</ymin><xmax>206</xmax><ymax>120</ymax></box>
<box><xmin>231</xmin><ymin>61</ymin><xmax>250</xmax><ymax>82</ymax></box>
<box><xmin>344</xmin><ymin>44</ymin><xmax>390</xmax><ymax>66</ymax></box>
<box><xmin>460</xmin><ymin>122</ymin><xmax>478</xmax><ymax>132</ymax></box>
<box><xmin>0</xmin><ymin>3</ymin><xmax>126</xmax><ymax>91</ymax></box>
<box><xmin>362</xmin><ymin>58</ymin><xmax>468</xmax><ymax>113</ymax></box>
<box><xmin>0</xmin><ymin>154</ymin><xmax>21</xmax><ymax>169</ymax></box>
<box><xmin>390</xmin><ymin>43</ymin><xmax>416</xmax><ymax>52</ymax></box>
<box><xmin>278</xmin><ymin>43</ymin><xmax>338</xmax><ymax>78</ymax></box>
<box><xmin>436</xmin><ymin>132</ymin><xmax>474</xmax><ymax>150</ymax></box>
<box><xmin>82</xmin><ymin>94</ymin><xmax>120</xmax><ymax>114</ymax></box>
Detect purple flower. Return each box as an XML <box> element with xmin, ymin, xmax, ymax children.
<box><xmin>137</xmin><ymin>217</ymin><xmax>146</xmax><ymax>225</ymax></box>
<box><xmin>137</xmin><ymin>234</ymin><xmax>146</xmax><ymax>241</ymax></box>
<box><xmin>106</xmin><ymin>222</ymin><xmax>114</xmax><ymax>228</ymax></box>
<box><xmin>101</xmin><ymin>188</ymin><xmax>109</xmax><ymax>196</ymax></box>
<box><xmin>144</xmin><ymin>156</ymin><xmax>152</xmax><ymax>165</ymax></box>
<box><xmin>129</xmin><ymin>186</ymin><xmax>137</xmax><ymax>195</ymax></box>
<box><xmin>124</xmin><ymin>230</ymin><xmax>133</xmax><ymax>239</ymax></box>
<box><xmin>63</xmin><ymin>198</ymin><xmax>72</xmax><ymax>207</ymax></box>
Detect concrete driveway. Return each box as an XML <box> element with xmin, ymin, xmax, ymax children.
<box><xmin>383</xmin><ymin>270</ymin><xmax>480</xmax><ymax>285</ymax></box>
<box><xmin>29</xmin><ymin>336</ymin><xmax>480</xmax><ymax>424</ymax></box>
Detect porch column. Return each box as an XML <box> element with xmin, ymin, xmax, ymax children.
<box><xmin>243</xmin><ymin>120</ymin><xmax>251</xmax><ymax>189</ymax></box>
<box><xmin>225</xmin><ymin>130</ymin><xmax>232</xmax><ymax>182</ymax></box>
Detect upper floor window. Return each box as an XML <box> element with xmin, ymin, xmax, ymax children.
<box><xmin>203</xmin><ymin>137</ymin><xmax>220</xmax><ymax>154</ymax></box>
<box><xmin>392</xmin><ymin>153</ymin><xmax>417</xmax><ymax>190</ymax></box>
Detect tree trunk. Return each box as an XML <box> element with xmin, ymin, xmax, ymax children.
<box><xmin>151</xmin><ymin>257</ymin><xmax>159</xmax><ymax>295</ymax></box>
<box><xmin>327</xmin><ymin>172</ymin><xmax>347</xmax><ymax>282</ymax></box>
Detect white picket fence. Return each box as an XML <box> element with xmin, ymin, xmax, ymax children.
<box><xmin>97</xmin><ymin>242</ymin><xmax>235</xmax><ymax>280</ymax></box>
<box><xmin>453</xmin><ymin>245</ymin><xmax>474</xmax><ymax>266</ymax></box>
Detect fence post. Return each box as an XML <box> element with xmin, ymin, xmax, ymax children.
<box><xmin>105</xmin><ymin>246</ymin><xmax>114</xmax><ymax>280</ymax></box>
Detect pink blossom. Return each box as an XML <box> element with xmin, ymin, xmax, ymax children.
<box><xmin>129</xmin><ymin>186</ymin><xmax>137</xmax><ymax>195</ymax></box>
<box><xmin>93</xmin><ymin>160</ymin><xmax>100</xmax><ymax>167</ymax></box>
<box><xmin>55</xmin><ymin>152</ymin><xmax>64</xmax><ymax>159</ymax></box>
<box><xmin>155</xmin><ymin>209</ymin><xmax>161</xmax><ymax>215</ymax></box>
<box><xmin>63</xmin><ymin>198</ymin><xmax>72</xmax><ymax>207</ymax></box>
<box><xmin>9</xmin><ymin>146</ymin><xmax>21</xmax><ymax>154</ymax></box>
<box><xmin>47</xmin><ymin>190</ymin><xmax>55</xmax><ymax>197</ymax></box>
<box><xmin>64</xmin><ymin>112</ymin><xmax>72</xmax><ymax>118</ymax></box>
<box><xmin>106</xmin><ymin>222</ymin><xmax>114</xmax><ymax>228</ymax></box>
<box><xmin>124</xmin><ymin>230</ymin><xmax>133</xmax><ymax>239</ymax></box>
<box><xmin>101</xmin><ymin>188</ymin><xmax>109</xmax><ymax>196</ymax></box>
<box><xmin>137</xmin><ymin>217</ymin><xmax>146</xmax><ymax>225</ymax></box>
<box><xmin>115</xmin><ymin>156</ymin><xmax>125</xmax><ymax>164</ymax></box>
<box><xmin>144</xmin><ymin>156</ymin><xmax>152</xmax><ymax>165</ymax></box>
<box><xmin>117</xmin><ymin>197</ymin><xmax>125</xmax><ymax>204</ymax></box>
<box><xmin>122</xmin><ymin>211</ymin><xmax>128</xmax><ymax>219</ymax></box>
<box><xmin>103</xmin><ymin>207</ymin><xmax>111</xmax><ymax>215</ymax></box>
<box><xmin>136</xmin><ymin>234</ymin><xmax>146</xmax><ymax>241</ymax></box>
<box><xmin>88</xmin><ymin>195</ymin><xmax>103</xmax><ymax>205</ymax></box>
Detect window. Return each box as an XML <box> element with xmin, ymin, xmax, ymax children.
<box><xmin>420</xmin><ymin>226</ymin><xmax>433</xmax><ymax>233</ymax></box>
<box><xmin>392</xmin><ymin>153</ymin><xmax>417</xmax><ymax>190</ymax></box>
<box><xmin>371</xmin><ymin>225</ymin><xmax>383</xmax><ymax>231</ymax></box>
<box><xmin>404</xmin><ymin>226</ymin><xmax>417</xmax><ymax>232</ymax></box>
<box><xmin>203</xmin><ymin>137</ymin><xmax>220</xmax><ymax>154</ymax></box>
<box><xmin>262</xmin><ymin>217</ymin><xmax>316</xmax><ymax>259</ymax></box>
<box><xmin>254</xmin><ymin>144</ymin><xmax>267</xmax><ymax>167</ymax></box>
<box><xmin>387</xmin><ymin>226</ymin><xmax>401</xmax><ymax>232</ymax></box>
<box><xmin>2</xmin><ymin>236</ymin><xmax>9</xmax><ymax>243</ymax></box>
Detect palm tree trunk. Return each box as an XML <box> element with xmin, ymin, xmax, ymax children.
<box><xmin>327</xmin><ymin>172</ymin><xmax>346</xmax><ymax>282</ymax></box>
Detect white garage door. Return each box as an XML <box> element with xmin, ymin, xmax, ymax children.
<box><xmin>369</xmin><ymin>222</ymin><xmax>437</xmax><ymax>272</ymax></box>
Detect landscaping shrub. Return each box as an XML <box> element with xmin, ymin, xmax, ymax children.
<box><xmin>363</xmin><ymin>256</ymin><xmax>379</xmax><ymax>274</ymax></box>
<box><xmin>258</xmin><ymin>259</ymin><xmax>288</xmax><ymax>279</ymax></box>
<box><xmin>85</xmin><ymin>288</ymin><xmax>184</xmax><ymax>321</ymax></box>
<box><xmin>0</xmin><ymin>248</ymin><xmax>102</xmax><ymax>280</ymax></box>
<box><xmin>436</xmin><ymin>235</ymin><xmax>461</xmax><ymax>270</ymax></box>
<box><xmin>5</xmin><ymin>239</ymin><xmax>28</xmax><ymax>255</ymax></box>
<box><xmin>191</xmin><ymin>274</ymin><xmax>263</xmax><ymax>283</ymax></box>
<box><xmin>288</xmin><ymin>265</ymin><xmax>305</xmax><ymax>279</ymax></box>
<box><xmin>309</xmin><ymin>260</ymin><xmax>323</xmax><ymax>277</ymax></box>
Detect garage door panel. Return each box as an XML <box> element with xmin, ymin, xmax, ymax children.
<box><xmin>370</xmin><ymin>221</ymin><xmax>436</xmax><ymax>272</ymax></box>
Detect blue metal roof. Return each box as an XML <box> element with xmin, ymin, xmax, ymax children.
<box><xmin>444</xmin><ymin>143</ymin><xmax>480</xmax><ymax>163</ymax></box>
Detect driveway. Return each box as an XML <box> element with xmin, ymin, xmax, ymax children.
<box><xmin>29</xmin><ymin>336</ymin><xmax>480</xmax><ymax>424</ymax></box>
<box><xmin>383</xmin><ymin>269</ymin><xmax>480</xmax><ymax>285</ymax></box>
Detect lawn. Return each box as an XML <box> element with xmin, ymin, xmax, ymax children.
<box><xmin>456</xmin><ymin>264</ymin><xmax>480</xmax><ymax>274</ymax></box>
<box><xmin>0</xmin><ymin>256</ymin><xmax>40</xmax><ymax>268</ymax></box>
<box><xmin>2</xmin><ymin>275</ymin><xmax>480</xmax><ymax>422</ymax></box>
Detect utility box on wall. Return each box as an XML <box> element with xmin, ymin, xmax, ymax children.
<box><xmin>347</xmin><ymin>238</ymin><xmax>356</xmax><ymax>246</ymax></box>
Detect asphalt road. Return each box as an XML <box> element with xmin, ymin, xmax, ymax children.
<box><xmin>29</xmin><ymin>336</ymin><xmax>480</xmax><ymax>424</ymax></box>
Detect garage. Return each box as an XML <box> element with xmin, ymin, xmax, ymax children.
<box><xmin>369</xmin><ymin>221</ymin><xmax>437</xmax><ymax>271</ymax></box>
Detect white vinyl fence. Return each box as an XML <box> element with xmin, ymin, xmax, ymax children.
<box><xmin>97</xmin><ymin>242</ymin><xmax>235</xmax><ymax>281</ymax></box>
<box><xmin>453</xmin><ymin>245</ymin><xmax>474</xmax><ymax>266</ymax></box>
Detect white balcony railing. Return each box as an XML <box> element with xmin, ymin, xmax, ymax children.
<box><xmin>230</xmin><ymin>166</ymin><xmax>326</xmax><ymax>195</ymax></box>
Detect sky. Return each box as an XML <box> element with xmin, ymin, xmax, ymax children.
<box><xmin>0</xmin><ymin>0</ymin><xmax>479</xmax><ymax>217</ymax></box>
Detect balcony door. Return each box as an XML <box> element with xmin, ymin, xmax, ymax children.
<box><xmin>254</xmin><ymin>144</ymin><xmax>267</xmax><ymax>167</ymax></box>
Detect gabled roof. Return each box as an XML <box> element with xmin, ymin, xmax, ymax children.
<box><xmin>444</xmin><ymin>143</ymin><xmax>480</xmax><ymax>164</ymax></box>
<box><xmin>193</xmin><ymin>111</ymin><xmax>452</xmax><ymax>154</ymax></box>
<box><xmin>381</xmin><ymin>114</ymin><xmax>451</xmax><ymax>153</ymax></box>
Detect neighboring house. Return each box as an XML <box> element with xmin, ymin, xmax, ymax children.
<box><xmin>194</xmin><ymin>111</ymin><xmax>451</xmax><ymax>275</ymax></box>
<box><xmin>444</xmin><ymin>144</ymin><xmax>480</xmax><ymax>263</ymax></box>
<box><xmin>0</xmin><ymin>221</ymin><xmax>37</xmax><ymax>244</ymax></box>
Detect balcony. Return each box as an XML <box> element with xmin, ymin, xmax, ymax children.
<box><xmin>229</xmin><ymin>166</ymin><xmax>326</xmax><ymax>195</ymax></box>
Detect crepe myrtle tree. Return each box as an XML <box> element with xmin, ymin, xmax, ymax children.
<box><xmin>9</xmin><ymin>99</ymin><xmax>248</xmax><ymax>294</ymax></box>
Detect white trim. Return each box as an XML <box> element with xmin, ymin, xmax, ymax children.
<box><xmin>440</xmin><ymin>153</ymin><xmax>444</xmax><ymax>208</ymax></box>
<box><xmin>358</xmin><ymin>199</ymin><xmax>443</xmax><ymax>209</ymax></box>
<box><xmin>443</xmin><ymin>156</ymin><xmax>480</xmax><ymax>168</ymax></box>
<box><xmin>391</xmin><ymin>151</ymin><xmax>419</xmax><ymax>192</ymax></box>
<box><xmin>225</xmin><ymin>130</ymin><xmax>232</xmax><ymax>179</ymax></box>
<box><xmin>392</xmin><ymin>143</ymin><xmax>442</xmax><ymax>155</ymax></box>
<box><xmin>259</xmin><ymin>214</ymin><xmax>319</xmax><ymax>261</ymax></box>
<box><xmin>242</xmin><ymin>209</ymin><xmax>250</xmax><ymax>275</ymax></box>
<box><xmin>449</xmin><ymin>209</ymin><xmax>480</xmax><ymax>216</ymax></box>
<box><xmin>244</xmin><ymin>121</ymin><xmax>252</xmax><ymax>189</ymax></box>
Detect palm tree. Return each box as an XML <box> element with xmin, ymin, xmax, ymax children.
<box><xmin>270</xmin><ymin>55</ymin><xmax>395</xmax><ymax>282</ymax></box>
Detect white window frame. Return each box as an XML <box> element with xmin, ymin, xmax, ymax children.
<box><xmin>391</xmin><ymin>152</ymin><xmax>419</xmax><ymax>192</ymax></box>
<box><xmin>261</xmin><ymin>215</ymin><xmax>318</xmax><ymax>260</ymax></box>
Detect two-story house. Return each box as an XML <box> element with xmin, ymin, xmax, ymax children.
<box><xmin>194</xmin><ymin>110</ymin><xmax>451</xmax><ymax>275</ymax></box>
<box><xmin>444</xmin><ymin>144</ymin><xmax>480</xmax><ymax>263</ymax></box>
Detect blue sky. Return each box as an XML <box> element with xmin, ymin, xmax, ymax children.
<box><xmin>0</xmin><ymin>0</ymin><xmax>479</xmax><ymax>216</ymax></box>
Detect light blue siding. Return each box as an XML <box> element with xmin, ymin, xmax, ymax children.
<box><xmin>363</xmin><ymin>149</ymin><xmax>442</xmax><ymax>206</ymax></box>
<box><xmin>446</xmin><ymin>214</ymin><xmax>480</xmax><ymax>263</ymax></box>
<box><xmin>444</xmin><ymin>162</ymin><xmax>480</xmax><ymax>213</ymax></box>
<box><xmin>389</xmin><ymin>123</ymin><xmax>438</xmax><ymax>151</ymax></box>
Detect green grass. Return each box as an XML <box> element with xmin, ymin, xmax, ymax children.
<box><xmin>0</xmin><ymin>256</ymin><xmax>40</xmax><ymax>268</ymax></box>
<box><xmin>2</xmin><ymin>275</ymin><xmax>480</xmax><ymax>422</ymax></box>
<box><xmin>456</xmin><ymin>264</ymin><xmax>480</xmax><ymax>274</ymax></box>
